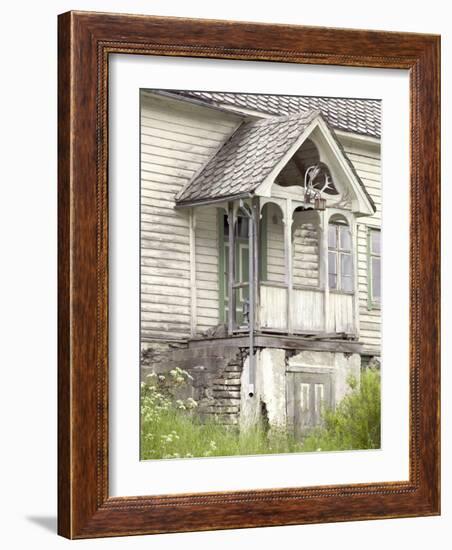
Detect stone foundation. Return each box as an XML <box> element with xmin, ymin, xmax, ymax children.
<box><xmin>141</xmin><ymin>340</ymin><xmax>245</xmax><ymax>425</ymax></box>
<box><xmin>141</xmin><ymin>339</ymin><xmax>362</xmax><ymax>433</ymax></box>
<box><xmin>239</xmin><ymin>348</ymin><xmax>361</xmax><ymax>431</ymax></box>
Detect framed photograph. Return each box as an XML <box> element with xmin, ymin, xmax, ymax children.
<box><xmin>58</xmin><ymin>11</ymin><xmax>440</xmax><ymax>538</ymax></box>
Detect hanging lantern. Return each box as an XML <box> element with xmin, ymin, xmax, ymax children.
<box><xmin>304</xmin><ymin>164</ymin><xmax>328</xmax><ymax>210</ymax></box>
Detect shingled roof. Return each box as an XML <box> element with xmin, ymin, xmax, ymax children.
<box><xmin>175</xmin><ymin>109</ymin><xmax>375</xmax><ymax>213</ymax></box>
<box><xmin>176</xmin><ymin>110</ymin><xmax>320</xmax><ymax>205</ymax></box>
<box><xmin>170</xmin><ymin>90</ymin><xmax>381</xmax><ymax>139</ymax></box>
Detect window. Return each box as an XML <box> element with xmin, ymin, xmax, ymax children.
<box><xmin>219</xmin><ymin>213</ymin><xmax>251</xmax><ymax>325</ymax></box>
<box><xmin>328</xmin><ymin>221</ymin><xmax>353</xmax><ymax>292</ymax></box>
<box><xmin>368</xmin><ymin>228</ymin><xmax>381</xmax><ymax>308</ymax></box>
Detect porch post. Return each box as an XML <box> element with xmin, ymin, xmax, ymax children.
<box><xmin>189</xmin><ymin>208</ymin><xmax>197</xmax><ymax>337</ymax></box>
<box><xmin>252</xmin><ymin>197</ymin><xmax>260</xmax><ymax>331</ymax></box>
<box><xmin>320</xmin><ymin>209</ymin><xmax>330</xmax><ymax>332</ymax></box>
<box><xmin>351</xmin><ymin>219</ymin><xmax>360</xmax><ymax>337</ymax></box>
<box><xmin>284</xmin><ymin>198</ymin><xmax>293</xmax><ymax>334</ymax></box>
<box><xmin>227</xmin><ymin>201</ymin><xmax>236</xmax><ymax>335</ymax></box>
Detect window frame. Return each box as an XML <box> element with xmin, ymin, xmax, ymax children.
<box><xmin>219</xmin><ymin>211</ymin><xmax>266</xmax><ymax>323</ymax></box>
<box><xmin>327</xmin><ymin>221</ymin><xmax>354</xmax><ymax>294</ymax></box>
<box><xmin>367</xmin><ymin>226</ymin><xmax>381</xmax><ymax>310</ymax></box>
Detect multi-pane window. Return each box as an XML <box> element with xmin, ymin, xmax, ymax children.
<box><xmin>368</xmin><ymin>228</ymin><xmax>381</xmax><ymax>307</ymax></box>
<box><xmin>328</xmin><ymin>222</ymin><xmax>353</xmax><ymax>292</ymax></box>
<box><xmin>221</xmin><ymin>214</ymin><xmax>250</xmax><ymax>325</ymax></box>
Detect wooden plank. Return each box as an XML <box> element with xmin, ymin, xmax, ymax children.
<box><xmin>228</xmin><ymin>202</ymin><xmax>235</xmax><ymax>335</ymax></box>
<box><xmin>141</xmin><ymin>132</ymin><xmax>219</xmax><ymax>154</ymax></box>
<box><xmin>144</xmin><ymin>294</ymin><xmax>191</xmax><ymax>306</ymax></box>
<box><xmin>141</xmin><ymin>266</ymin><xmax>190</xmax><ymax>279</ymax></box>
<box><xmin>320</xmin><ymin>210</ymin><xmax>328</xmax><ymax>333</ymax></box>
<box><xmin>187</xmin><ymin>334</ymin><xmax>363</xmax><ymax>354</ymax></box>
<box><xmin>285</xmin><ymin>198</ymin><xmax>293</xmax><ymax>334</ymax></box>
<box><xmin>141</xmin><ymin>274</ymin><xmax>190</xmax><ymax>287</ymax></box>
<box><xmin>141</xmin><ymin>285</ymin><xmax>190</xmax><ymax>298</ymax></box>
<box><xmin>141</xmin><ymin>93</ymin><xmax>240</xmax><ymax>130</ymax></box>
<box><xmin>194</xmin><ymin>206</ymin><xmax>219</xmax><ymax>329</ymax></box>
<box><xmin>189</xmin><ymin>209</ymin><xmax>197</xmax><ymax>336</ymax></box>
<box><xmin>141</xmin><ymin>143</ymin><xmax>210</xmax><ymax>164</ymax></box>
<box><xmin>140</xmin><ymin>164</ymin><xmax>193</xmax><ymax>181</ymax></box>
<box><xmin>141</xmin><ymin>302</ymin><xmax>191</xmax><ymax>315</ymax></box>
<box><xmin>141</xmin><ymin>160</ymin><xmax>197</xmax><ymax>179</ymax></box>
<box><xmin>260</xmin><ymin>285</ymin><xmax>287</xmax><ymax>330</ymax></box>
<box><xmin>141</xmin><ymin>140</ymin><xmax>213</xmax><ymax>159</ymax></box>
<box><xmin>291</xmin><ymin>288</ymin><xmax>324</xmax><ymax>332</ymax></box>
<box><xmin>140</xmin><ymin>245</ymin><xmax>190</xmax><ymax>259</ymax></box>
<box><xmin>141</xmin><ymin>152</ymin><xmax>202</xmax><ymax>174</ymax></box>
<box><xmin>141</xmin><ymin>112</ymin><xmax>235</xmax><ymax>135</ymax></box>
<box><xmin>141</xmin><ymin>118</ymin><xmax>231</xmax><ymax>142</ymax></box>
<box><xmin>141</xmin><ymin>185</ymin><xmax>181</xmax><ymax>199</ymax></box>
<box><xmin>140</xmin><ymin>231</ymin><xmax>189</xmax><ymax>246</ymax></box>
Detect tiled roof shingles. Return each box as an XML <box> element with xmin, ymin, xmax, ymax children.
<box><xmin>171</xmin><ymin>90</ymin><xmax>381</xmax><ymax>138</ymax></box>
<box><xmin>176</xmin><ymin>110</ymin><xmax>319</xmax><ymax>204</ymax></box>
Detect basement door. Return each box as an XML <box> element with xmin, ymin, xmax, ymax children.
<box><xmin>286</xmin><ymin>371</ymin><xmax>333</xmax><ymax>439</ymax></box>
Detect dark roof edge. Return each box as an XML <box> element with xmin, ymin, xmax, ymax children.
<box><xmin>175</xmin><ymin>192</ymin><xmax>253</xmax><ymax>209</ymax></box>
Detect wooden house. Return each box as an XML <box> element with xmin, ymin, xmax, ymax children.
<box><xmin>140</xmin><ymin>90</ymin><xmax>381</xmax><ymax>435</ymax></box>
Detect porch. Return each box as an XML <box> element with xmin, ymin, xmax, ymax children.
<box><xmin>205</xmin><ymin>192</ymin><xmax>359</xmax><ymax>340</ymax></box>
<box><xmin>174</xmin><ymin>110</ymin><xmax>375</xmax><ymax>345</ymax></box>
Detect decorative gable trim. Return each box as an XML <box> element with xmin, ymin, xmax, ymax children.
<box><xmin>256</xmin><ymin>114</ymin><xmax>376</xmax><ymax>217</ymax></box>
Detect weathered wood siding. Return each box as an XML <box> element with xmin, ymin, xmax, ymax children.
<box><xmin>327</xmin><ymin>293</ymin><xmax>355</xmax><ymax>334</ymax></box>
<box><xmin>291</xmin><ymin>288</ymin><xmax>324</xmax><ymax>332</ymax></box>
<box><xmin>141</xmin><ymin>93</ymin><xmax>240</xmax><ymax>340</ymax></box>
<box><xmin>340</xmin><ymin>136</ymin><xmax>381</xmax><ymax>354</ymax></box>
<box><xmin>264</xmin><ymin>206</ymin><xmax>320</xmax><ymax>289</ymax></box>
<box><xmin>264</xmin><ymin>203</ymin><xmax>285</xmax><ymax>284</ymax></box>
<box><xmin>260</xmin><ymin>285</ymin><xmax>288</xmax><ymax>330</ymax></box>
<box><xmin>195</xmin><ymin>206</ymin><xmax>220</xmax><ymax>333</ymax></box>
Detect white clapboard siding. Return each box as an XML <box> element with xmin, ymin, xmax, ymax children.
<box><xmin>291</xmin><ymin>288</ymin><xmax>324</xmax><ymax>332</ymax></box>
<box><xmin>337</xmin><ymin>136</ymin><xmax>381</xmax><ymax>353</ymax></box>
<box><xmin>265</xmin><ymin>203</ymin><xmax>285</xmax><ymax>284</ymax></box>
<box><xmin>356</xmin><ymin>223</ymin><xmax>381</xmax><ymax>352</ymax></box>
<box><xmin>340</xmin><ymin>138</ymin><xmax>381</xmax><ymax>225</ymax></box>
<box><xmin>260</xmin><ymin>285</ymin><xmax>288</xmax><ymax>330</ymax></box>
<box><xmin>195</xmin><ymin>206</ymin><xmax>220</xmax><ymax>332</ymax></box>
<box><xmin>327</xmin><ymin>293</ymin><xmax>354</xmax><ymax>334</ymax></box>
<box><xmin>140</xmin><ymin>92</ymin><xmax>241</xmax><ymax>341</ymax></box>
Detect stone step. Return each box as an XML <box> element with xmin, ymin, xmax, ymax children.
<box><xmin>213</xmin><ymin>378</ymin><xmax>242</xmax><ymax>386</ymax></box>
<box><xmin>224</xmin><ymin>365</ymin><xmax>242</xmax><ymax>373</ymax></box>
<box><xmin>213</xmin><ymin>390</ymin><xmax>241</xmax><ymax>399</ymax></box>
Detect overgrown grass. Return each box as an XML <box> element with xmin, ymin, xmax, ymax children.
<box><xmin>140</xmin><ymin>367</ymin><xmax>381</xmax><ymax>460</ymax></box>
<box><xmin>140</xmin><ymin>407</ymin><xmax>303</xmax><ymax>460</ymax></box>
<box><xmin>302</xmin><ymin>368</ymin><xmax>381</xmax><ymax>452</ymax></box>
<box><xmin>140</xmin><ymin>368</ymin><xmax>302</xmax><ymax>459</ymax></box>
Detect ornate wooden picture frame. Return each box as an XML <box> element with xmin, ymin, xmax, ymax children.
<box><xmin>58</xmin><ymin>11</ymin><xmax>440</xmax><ymax>538</ymax></box>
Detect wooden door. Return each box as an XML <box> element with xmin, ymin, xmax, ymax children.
<box><xmin>287</xmin><ymin>371</ymin><xmax>333</xmax><ymax>439</ymax></box>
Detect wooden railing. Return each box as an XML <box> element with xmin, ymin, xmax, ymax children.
<box><xmin>259</xmin><ymin>284</ymin><xmax>355</xmax><ymax>335</ymax></box>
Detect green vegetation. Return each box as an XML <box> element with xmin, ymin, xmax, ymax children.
<box><xmin>140</xmin><ymin>367</ymin><xmax>381</xmax><ymax>460</ymax></box>
<box><xmin>301</xmin><ymin>368</ymin><xmax>381</xmax><ymax>452</ymax></box>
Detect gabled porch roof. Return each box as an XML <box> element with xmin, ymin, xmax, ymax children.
<box><xmin>175</xmin><ymin>110</ymin><xmax>376</xmax><ymax>215</ymax></box>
